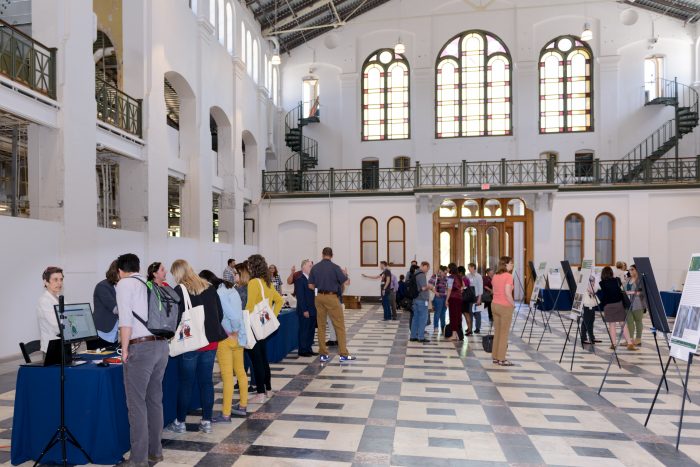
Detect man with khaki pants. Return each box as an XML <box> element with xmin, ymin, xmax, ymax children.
<box><xmin>308</xmin><ymin>247</ymin><xmax>356</xmax><ymax>363</ymax></box>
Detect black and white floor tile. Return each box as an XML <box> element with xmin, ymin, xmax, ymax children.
<box><xmin>2</xmin><ymin>304</ymin><xmax>700</xmax><ymax>466</ymax></box>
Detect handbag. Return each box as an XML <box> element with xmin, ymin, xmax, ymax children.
<box><xmin>482</xmin><ymin>290</ymin><xmax>493</xmax><ymax>303</ymax></box>
<box><xmin>169</xmin><ymin>285</ymin><xmax>209</xmax><ymax>357</ymax></box>
<box><xmin>249</xmin><ymin>279</ymin><xmax>281</xmax><ymax>340</ymax></box>
<box><xmin>462</xmin><ymin>285</ymin><xmax>476</xmax><ymax>303</ymax></box>
<box><xmin>241</xmin><ymin>308</ymin><xmax>257</xmax><ymax>350</ymax></box>
<box><xmin>482</xmin><ymin>322</ymin><xmax>494</xmax><ymax>353</ymax></box>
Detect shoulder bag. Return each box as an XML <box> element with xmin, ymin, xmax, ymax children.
<box><xmin>241</xmin><ymin>308</ymin><xmax>257</xmax><ymax>349</ymax></box>
<box><xmin>169</xmin><ymin>285</ymin><xmax>210</xmax><ymax>357</ymax></box>
<box><xmin>250</xmin><ymin>279</ymin><xmax>281</xmax><ymax>340</ymax></box>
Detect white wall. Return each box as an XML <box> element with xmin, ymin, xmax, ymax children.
<box><xmin>0</xmin><ymin>0</ymin><xmax>279</xmax><ymax>358</ymax></box>
<box><xmin>280</xmin><ymin>0</ymin><xmax>699</xmax><ymax>170</ymax></box>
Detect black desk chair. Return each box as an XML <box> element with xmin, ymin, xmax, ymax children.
<box><xmin>19</xmin><ymin>340</ymin><xmax>41</xmax><ymax>363</ymax></box>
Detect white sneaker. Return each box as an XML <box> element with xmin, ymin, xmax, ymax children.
<box><xmin>249</xmin><ymin>393</ymin><xmax>267</xmax><ymax>404</ymax></box>
<box><xmin>165</xmin><ymin>419</ymin><xmax>186</xmax><ymax>434</ymax></box>
<box><xmin>199</xmin><ymin>419</ymin><xmax>212</xmax><ymax>433</ymax></box>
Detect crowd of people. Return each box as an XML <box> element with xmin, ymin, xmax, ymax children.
<box><xmin>35</xmin><ymin>247</ymin><xmax>355</xmax><ymax>467</ymax></box>
<box><xmin>34</xmin><ymin>249</ymin><xmax>647</xmax><ymax>467</ymax></box>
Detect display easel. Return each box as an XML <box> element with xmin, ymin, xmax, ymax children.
<box><xmin>645</xmin><ymin>353</ymin><xmax>694</xmax><ymax>450</ymax></box>
<box><xmin>559</xmin><ymin>295</ymin><xmax>618</xmax><ymax>371</ymax></box>
<box><xmin>536</xmin><ymin>262</ymin><xmax>575</xmax><ymax>351</ymax></box>
<box><xmin>597</xmin><ymin>290</ymin><xmax>639</xmax><ymax>395</ymax></box>
<box><xmin>510</xmin><ymin>270</ymin><xmax>529</xmax><ymax>331</ymax></box>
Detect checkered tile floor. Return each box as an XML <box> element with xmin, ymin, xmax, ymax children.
<box><xmin>3</xmin><ymin>304</ymin><xmax>700</xmax><ymax>466</ymax></box>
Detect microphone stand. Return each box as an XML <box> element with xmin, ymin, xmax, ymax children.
<box><xmin>34</xmin><ymin>295</ymin><xmax>92</xmax><ymax>467</ymax></box>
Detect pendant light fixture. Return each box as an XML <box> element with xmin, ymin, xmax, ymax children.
<box><xmin>394</xmin><ymin>0</ymin><xmax>405</xmax><ymax>54</ymax></box>
<box><xmin>271</xmin><ymin>0</ymin><xmax>281</xmax><ymax>65</ymax></box>
<box><xmin>581</xmin><ymin>22</ymin><xmax>593</xmax><ymax>41</ymax></box>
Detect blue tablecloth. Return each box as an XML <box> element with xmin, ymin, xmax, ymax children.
<box><xmin>539</xmin><ymin>289</ymin><xmax>573</xmax><ymax>311</ymax></box>
<box><xmin>13</xmin><ymin>310</ymin><xmax>300</xmax><ymax>464</ymax></box>
<box><xmin>11</xmin><ymin>362</ymin><xmax>130</xmax><ymax>465</ymax></box>
<box><xmin>266</xmin><ymin>308</ymin><xmax>299</xmax><ymax>362</ymax></box>
<box><xmin>661</xmin><ymin>291</ymin><xmax>682</xmax><ymax>317</ymax></box>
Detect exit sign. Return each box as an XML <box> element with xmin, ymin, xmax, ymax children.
<box><xmin>481</xmin><ymin>183</ymin><xmax>490</xmax><ymax>190</ymax></box>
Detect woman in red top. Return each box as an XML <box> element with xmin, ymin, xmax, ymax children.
<box><xmin>447</xmin><ymin>263</ymin><xmax>469</xmax><ymax>341</ymax></box>
<box><xmin>491</xmin><ymin>256</ymin><xmax>515</xmax><ymax>366</ymax></box>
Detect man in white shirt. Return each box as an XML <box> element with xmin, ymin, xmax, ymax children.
<box><xmin>116</xmin><ymin>253</ymin><xmax>169</xmax><ymax>467</ymax></box>
<box><xmin>467</xmin><ymin>263</ymin><xmax>484</xmax><ymax>334</ymax></box>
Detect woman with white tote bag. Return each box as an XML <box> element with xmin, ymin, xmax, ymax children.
<box><xmin>165</xmin><ymin>260</ymin><xmax>228</xmax><ymax>435</ymax></box>
<box><xmin>244</xmin><ymin>254</ymin><xmax>284</xmax><ymax>404</ymax></box>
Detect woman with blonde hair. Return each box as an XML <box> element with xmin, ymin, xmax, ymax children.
<box><xmin>166</xmin><ymin>260</ymin><xmax>228</xmax><ymax>435</ymax></box>
<box><xmin>491</xmin><ymin>256</ymin><xmax>515</xmax><ymax>366</ymax></box>
<box><xmin>245</xmin><ymin>254</ymin><xmax>284</xmax><ymax>404</ymax></box>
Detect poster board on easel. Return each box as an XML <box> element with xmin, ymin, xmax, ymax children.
<box><xmin>529</xmin><ymin>261</ymin><xmax>548</xmax><ymax>309</ymax></box>
<box><xmin>570</xmin><ymin>259</ymin><xmax>594</xmax><ymax>318</ymax></box>
<box><xmin>669</xmin><ymin>254</ymin><xmax>700</xmax><ymax>361</ymax></box>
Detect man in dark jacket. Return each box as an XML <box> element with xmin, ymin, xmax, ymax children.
<box><xmin>294</xmin><ymin>259</ymin><xmax>318</xmax><ymax>357</ymax></box>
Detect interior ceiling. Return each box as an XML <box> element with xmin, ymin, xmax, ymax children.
<box><xmin>245</xmin><ymin>0</ymin><xmax>700</xmax><ymax>53</ymax></box>
<box><xmin>621</xmin><ymin>0</ymin><xmax>700</xmax><ymax>23</ymax></box>
<box><xmin>244</xmin><ymin>0</ymin><xmax>392</xmax><ymax>53</ymax></box>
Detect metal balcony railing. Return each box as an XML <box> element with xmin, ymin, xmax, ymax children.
<box><xmin>96</xmin><ymin>77</ymin><xmax>143</xmax><ymax>137</ymax></box>
<box><xmin>262</xmin><ymin>156</ymin><xmax>700</xmax><ymax>195</ymax></box>
<box><xmin>0</xmin><ymin>19</ymin><xmax>56</xmax><ymax>98</ymax></box>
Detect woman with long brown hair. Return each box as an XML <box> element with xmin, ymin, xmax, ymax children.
<box><xmin>491</xmin><ymin>256</ymin><xmax>515</xmax><ymax>366</ymax></box>
<box><xmin>166</xmin><ymin>259</ymin><xmax>228</xmax><ymax>435</ymax></box>
<box><xmin>599</xmin><ymin>266</ymin><xmax>638</xmax><ymax>351</ymax></box>
<box><xmin>245</xmin><ymin>254</ymin><xmax>284</xmax><ymax>404</ymax></box>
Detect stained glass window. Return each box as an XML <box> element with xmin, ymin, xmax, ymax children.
<box><xmin>539</xmin><ymin>36</ymin><xmax>593</xmax><ymax>133</ymax></box>
<box><xmin>436</xmin><ymin>30</ymin><xmax>511</xmax><ymax>138</ymax></box>
<box><xmin>362</xmin><ymin>49</ymin><xmax>410</xmax><ymax>141</ymax></box>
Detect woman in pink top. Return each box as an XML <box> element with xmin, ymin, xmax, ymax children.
<box><xmin>491</xmin><ymin>256</ymin><xmax>515</xmax><ymax>366</ymax></box>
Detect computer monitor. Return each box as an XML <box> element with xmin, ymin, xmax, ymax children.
<box><xmin>53</xmin><ymin>303</ymin><xmax>98</xmax><ymax>343</ymax></box>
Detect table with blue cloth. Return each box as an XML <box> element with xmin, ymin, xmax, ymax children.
<box><xmin>661</xmin><ymin>291</ymin><xmax>682</xmax><ymax>317</ymax></box>
<box><xmin>539</xmin><ymin>288</ymin><xmax>573</xmax><ymax>311</ymax></box>
<box><xmin>13</xmin><ymin>310</ymin><xmax>300</xmax><ymax>464</ymax></box>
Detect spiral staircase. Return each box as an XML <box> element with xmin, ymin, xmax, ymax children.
<box><xmin>617</xmin><ymin>78</ymin><xmax>699</xmax><ymax>182</ymax></box>
<box><xmin>284</xmin><ymin>98</ymin><xmax>319</xmax><ymax>191</ymax></box>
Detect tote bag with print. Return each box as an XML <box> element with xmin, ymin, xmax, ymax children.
<box><xmin>169</xmin><ymin>285</ymin><xmax>209</xmax><ymax>357</ymax></box>
<box><xmin>241</xmin><ymin>308</ymin><xmax>257</xmax><ymax>349</ymax></box>
<box><xmin>249</xmin><ymin>279</ymin><xmax>280</xmax><ymax>340</ymax></box>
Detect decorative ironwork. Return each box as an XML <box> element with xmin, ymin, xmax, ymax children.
<box><xmin>0</xmin><ymin>19</ymin><xmax>56</xmax><ymax>98</ymax></box>
<box><xmin>262</xmin><ymin>156</ymin><xmax>700</xmax><ymax>195</ymax></box>
<box><xmin>96</xmin><ymin>77</ymin><xmax>142</xmax><ymax>137</ymax></box>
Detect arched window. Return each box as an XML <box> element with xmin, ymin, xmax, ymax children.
<box><xmin>246</xmin><ymin>31</ymin><xmax>252</xmax><ymax>73</ymax></box>
<box><xmin>595</xmin><ymin>213</ymin><xmax>615</xmax><ymax>266</ymax></box>
<box><xmin>362</xmin><ymin>49</ymin><xmax>410</xmax><ymax>141</ymax></box>
<box><xmin>226</xmin><ymin>3</ymin><xmax>233</xmax><ymax>54</ymax></box>
<box><xmin>439</xmin><ymin>200</ymin><xmax>457</xmax><ymax>217</ymax></box>
<box><xmin>539</xmin><ymin>35</ymin><xmax>593</xmax><ymax>133</ymax></box>
<box><xmin>393</xmin><ymin>156</ymin><xmax>410</xmax><ymax>171</ymax></box>
<box><xmin>436</xmin><ymin>30</ymin><xmax>512</xmax><ymax>138</ymax></box>
<box><xmin>461</xmin><ymin>200</ymin><xmax>479</xmax><ymax>217</ymax></box>
<box><xmin>387</xmin><ymin>216</ymin><xmax>405</xmax><ymax>266</ymax></box>
<box><xmin>361</xmin><ymin>217</ymin><xmax>378</xmax><ymax>267</ymax></box>
<box><xmin>506</xmin><ymin>198</ymin><xmax>525</xmax><ymax>216</ymax></box>
<box><xmin>253</xmin><ymin>39</ymin><xmax>259</xmax><ymax>82</ymax></box>
<box><xmin>483</xmin><ymin>199</ymin><xmax>502</xmax><ymax>216</ymax></box>
<box><xmin>217</xmin><ymin>0</ymin><xmax>225</xmax><ymax>44</ymax></box>
<box><xmin>564</xmin><ymin>213</ymin><xmax>584</xmax><ymax>266</ymax></box>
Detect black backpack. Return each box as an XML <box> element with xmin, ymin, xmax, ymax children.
<box><xmin>127</xmin><ymin>277</ymin><xmax>180</xmax><ymax>338</ymax></box>
<box><xmin>405</xmin><ymin>271</ymin><xmax>420</xmax><ymax>300</ymax></box>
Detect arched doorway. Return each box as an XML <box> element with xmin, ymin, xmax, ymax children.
<box><xmin>433</xmin><ymin>197</ymin><xmax>533</xmax><ymax>298</ymax></box>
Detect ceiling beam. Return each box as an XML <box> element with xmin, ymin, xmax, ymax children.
<box><xmin>263</xmin><ymin>0</ymin><xmax>336</xmax><ymax>33</ymax></box>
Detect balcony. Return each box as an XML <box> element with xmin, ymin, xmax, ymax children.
<box><xmin>0</xmin><ymin>19</ymin><xmax>56</xmax><ymax>99</ymax></box>
<box><xmin>96</xmin><ymin>77</ymin><xmax>142</xmax><ymax>138</ymax></box>
<box><xmin>262</xmin><ymin>157</ymin><xmax>700</xmax><ymax>196</ymax></box>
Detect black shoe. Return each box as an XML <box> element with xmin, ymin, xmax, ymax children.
<box><xmin>310</xmin><ymin>351</ymin><xmax>319</xmax><ymax>356</ymax></box>
<box><xmin>474</xmin><ymin>329</ymin><xmax>480</xmax><ymax>334</ymax></box>
<box><xmin>331</xmin><ymin>341</ymin><xmax>339</xmax><ymax>346</ymax></box>
<box><xmin>326</xmin><ymin>340</ymin><xmax>338</xmax><ymax>346</ymax></box>
<box><xmin>298</xmin><ymin>352</ymin><xmax>313</xmax><ymax>357</ymax></box>
<box><xmin>593</xmin><ymin>339</ymin><xmax>602</xmax><ymax>343</ymax></box>
<box><xmin>420</xmin><ymin>339</ymin><xmax>430</xmax><ymax>343</ymax></box>
<box><xmin>409</xmin><ymin>338</ymin><xmax>419</xmax><ymax>342</ymax></box>
<box><xmin>582</xmin><ymin>340</ymin><xmax>592</xmax><ymax>345</ymax></box>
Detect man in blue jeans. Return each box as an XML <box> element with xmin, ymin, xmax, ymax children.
<box><xmin>362</xmin><ymin>261</ymin><xmax>393</xmax><ymax>321</ymax></box>
<box><xmin>410</xmin><ymin>261</ymin><xmax>433</xmax><ymax>342</ymax></box>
